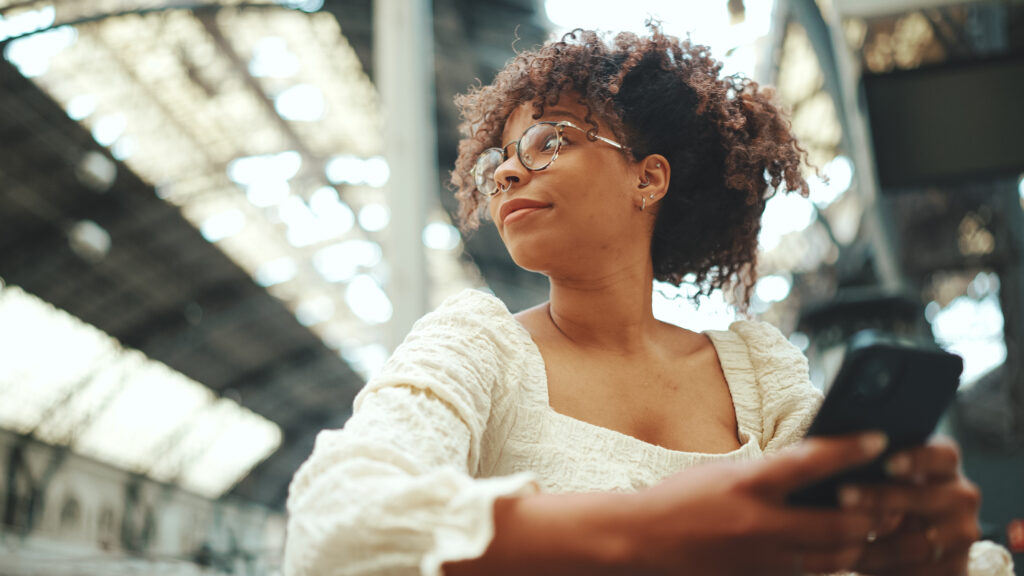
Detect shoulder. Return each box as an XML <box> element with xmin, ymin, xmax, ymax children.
<box><xmin>415</xmin><ymin>288</ymin><xmax>514</xmax><ymax>330</ymax></box>
<box><xmin>393</xmin><ymin>289</ymin><xmax>526</xmax><ymax>352</ymax></box>
<box><xmin>714</xmin><ymin>319</ymin><xmax>823</xmax><ymax>451</ymax></box>
<box><xmin>359</xmin><ymin>289</ymin><xmax>530</xmax><ymax>405</ymax></box>
<box><xmin>725</xmin><ymin>319</ymin><xmax>810</xmax><ymax>376</ymax></box>
<box><xmin>377</xmin><ymin>288</ymin><xmax>525</xmax><ymax>372</ymax></box>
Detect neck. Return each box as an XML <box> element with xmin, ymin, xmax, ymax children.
<box><xmin>546</xmin><ymin>264</ymin><xmax>660</xmax><ymax>354</ymax></box>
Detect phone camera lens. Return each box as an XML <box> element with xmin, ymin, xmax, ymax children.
<box><xmin>857</xmin><ymin>358</ymin><xmax>893</xmax><ymax>398</ymax></box>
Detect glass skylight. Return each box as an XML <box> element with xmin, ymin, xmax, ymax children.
<box><xmin>0</xmin><ymin>285</ymin><xmax>282</xmax><ymax>499</ymax></box>
<box><xmin>7</xmin><ymin>1</ymin><xmax>482</xmax><ymax>404</ymax></box>
<box><xmin>0</xmin><ymin>5</ymin><xmax>55</xmax><ymax>42</ymax></box>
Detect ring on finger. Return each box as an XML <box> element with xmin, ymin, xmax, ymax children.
<box><xmin>925</xmin><ymin>525</ymin><xmax>943</xmax><ymax>563</ymax></box>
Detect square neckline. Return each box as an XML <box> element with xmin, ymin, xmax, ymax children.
<box><xmin>503</xmin><ymin>310</ymin><xmax>761</xmax><ymax>458</ymax></box>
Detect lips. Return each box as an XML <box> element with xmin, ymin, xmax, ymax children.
<box><xmin>499</xmin><ymin>198</ymin><xmax>552</xmax><ymax>226</ymax></box>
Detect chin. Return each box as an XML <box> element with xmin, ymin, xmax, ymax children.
<box><xmin>502</xmin><ymin>234</ymin><xmax>558</xmax><ymax>275</ymax></box>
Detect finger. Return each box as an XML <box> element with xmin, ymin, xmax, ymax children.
<box><xmin>767</xmin><ymin>506</ymin><xmax>878</xmax><ymax>547</ymax></box>
<box><xmin>884</xmin><ymin>438</ymin><xmax>961</xmax><ymax>483</ymax></box>
<box><xmin>855</xmin><ymin>519</ymin><xmax>976</xmax><ymax>573</ymax></box>
<box><xmin>753</xmin><ymin>432</ymin><xmax>889</xmax><ymax>497</ymax></box>
<box><xmin>839</xmin><ymin>479</ymin><xmax>980</xmax><ymax>518</ymax></box>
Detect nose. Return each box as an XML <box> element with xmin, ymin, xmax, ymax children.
<box><xmin>492</xmin><ymin>153</ymin><xmax>530</xmax><ymax>195</ymax></box>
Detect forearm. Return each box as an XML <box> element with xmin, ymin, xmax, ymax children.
<box><xmin>442</xmin><ymin>491</ymin><xmax>639</xmax><ymax>576</ymax></box>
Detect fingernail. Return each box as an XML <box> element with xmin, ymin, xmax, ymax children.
<box><xmin>839</xmin><ymin>485</ymin><xmax>861</xmax><ymax>508</ymax></box>
<box><xmin>861</xmin><ymin>432</ymin><xmax>889</xmax><ymax>456</ymax></box>
<box><xmin>886</xmin><ymin>453</ymin><xmax>912</xmax><ymax>477</ymax></box>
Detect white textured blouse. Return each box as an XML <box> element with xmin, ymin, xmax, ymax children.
<box><xmin>284</xmin><ymin>289</ymin><xmax>1014</xmax><ymax>576</ymax></box>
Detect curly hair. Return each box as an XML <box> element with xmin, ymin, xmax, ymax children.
<box><xmin>450</xmin><ymin>26</ymin><xmax>810</xmax><ymax>308</ymax></box>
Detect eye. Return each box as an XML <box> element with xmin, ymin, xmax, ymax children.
<box><xmin>540</xmin><ymin>133</ymin><xmax>559</xmax><ymax>152</ymax></box>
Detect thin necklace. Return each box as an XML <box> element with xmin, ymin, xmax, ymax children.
<box><xmin>546</xmin><ymin>302</ymin><xmax>574</xmax><ymax>343</ymax></box>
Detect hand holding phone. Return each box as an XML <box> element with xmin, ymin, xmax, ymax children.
<box><xmin>788</xmin><ymin>331</ymin><xmax>963</xmax><ymax>507</ymax></box>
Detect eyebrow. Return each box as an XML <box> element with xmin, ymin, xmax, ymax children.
<box><xmin>501</xmin><ymin>108</ymin><xmax>593</xmax><ymax>146</ymax></box>
<box><xmin>542</xmin><ymin>108</ymin><xmax>588</xmax><ymax>125</ymax></box>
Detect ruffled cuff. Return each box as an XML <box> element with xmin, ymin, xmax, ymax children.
<box><xmin>968</xmin><ymin>540</ymin><xmax>1015</xmax><ymax>576</ymax></box>
<box><xmin>423</xmin><ymin>472</ymin><xmax>540</xmax><ymax>576</ymax></box>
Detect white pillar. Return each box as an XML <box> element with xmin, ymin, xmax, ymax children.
<box><xmin>374</xmin><ymin>0</ymin><xmax>435</xmax><ymax>350</ymax></box>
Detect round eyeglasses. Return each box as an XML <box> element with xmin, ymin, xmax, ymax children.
<box><xmin>471</xmin><ymin>120</ymin><xmax>624</xmax><ymax>198</ymax></box>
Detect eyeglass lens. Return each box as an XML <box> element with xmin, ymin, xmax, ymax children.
<box><xmin>474</xmin><ymin>123</ymin><xmax>560</xmax><ymax>197</ymax></box>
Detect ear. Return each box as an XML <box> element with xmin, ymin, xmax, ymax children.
<box><xmin>635</xmin><ymin>155</ymin><xmax>670</xmax><ymax>209</ymax></box>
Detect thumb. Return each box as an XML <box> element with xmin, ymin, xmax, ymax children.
<box><xmin>751</xmin><ymin>432</ymin><xmax>888</xmax><ymax>499</ymax></box>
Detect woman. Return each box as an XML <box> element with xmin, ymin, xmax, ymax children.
<box><xmin>284</xmin><ymin>28</ymin><xmax>1012</xmax><ymax>575</ymax></box>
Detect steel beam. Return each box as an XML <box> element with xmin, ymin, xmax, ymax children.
<box><xmin>789</xmin><ymin>0</ymin><xmax>907</xmax><ymax>293</ymax></box>
<box><xmin>374</xmin><ymin>0</ymin><xmax>433</xmax><ymax>350</ymax></box>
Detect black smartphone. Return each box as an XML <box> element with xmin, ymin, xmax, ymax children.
<box><xmin>788</xmin><ymin>330</ymin><xmax>963</xmax><ymax>507</ymax></box>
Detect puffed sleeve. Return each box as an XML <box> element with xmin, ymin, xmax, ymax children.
<box><xmin>729</xmin><ymin>321</ymin><xmax>1015</xmax><ymax>576</ymax></box>
<box><xmin>283</xmin><ymin>290</ymin><xmax>539</xmax><ymax>576</ymax></box>
<box><xmin>727</xmin><ymin>320</ymin><xmax>823</xmax><ymax>455</ymax></box>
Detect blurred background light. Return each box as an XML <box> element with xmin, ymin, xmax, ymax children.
<box><xmin>652</xmin><ymin>280</ymin><xmax>736</xmax><ymax>333</ymax></box>
<box><xmin>345</xmin><ymin>274</ymin><xmax>393</xmax><ymax>325</ymax></box>
<box><xmin>3</xmin><ymin>25</ymin><xmax>77</xmax><ymax>77</ymax></box>
<box><xmin>275</xmin><ymin>0</ymin><xmax>326</xmax><ymax>13</ymax></box>
<box><xmin>929</xmin><ymin>272</ymin><xmax>1006</xmax><ymax>387</ymax></box>
<box><xmin>544</xmin><ymin>0</ymin><xmax>775</xmax><ymax>76</ymax></box>
<box><xmin>75</xmin><ymin>151</ymin><xmax>117</xmax><ymax>192</ymax></box>
<box><xmin>67</xmin><ymin>220</ymin><xmax>111</xmax><ymax>263</ymax></box>
<box><xmin>358</xmin><ymin>202</ymin><xmax>390</xmax><ymax>231</ymax></box>
<box><xmin>341</xmin><ymin>342</ymin><xmax>389</xmax><ymax>380</ymax></box>
<box><xmin>422</xmin><ymin>221</ymin><xmax>461</xmax><ymax>251</ymax></box>
<box><xmin>755</xmin><ymin>274</ymin><xmax>793</xmax><ymax>303</ymax></box>
<box><xmin>295</xmin><ymin>295</ymin><xmax>335</xmax><ymax>326</ymax></box>
<box><xmin>200</xmin><ymin>209</ymin><xmax>246</xmax><ymax>242</ymax></box>
<box><xmin>246</xmin><ymin>181</ymin><xmax>291</xmax><ymax>208</ymax></box>
<box><xmin>248</xmin><ymin>37</ymin><xmax>299</xmax><ymax>78</ymax></box>
<box><xmin>111</xmin><ymin>135</ymin><xmax>138</xmax><ymax>161</ymax></box>
<box><xmin>789</xmin><ymin>331</ymin><xmax>810</xmax><ymax>352</ymax></box>
<box><xmin>307</xmin><ymin>186</ymin><xmax>355</xmax><ymax>237</ymax></box>
<box><xmin>313</xmin><ymin>239</ymin><xmax>382</xmax><ymax>283</ymax></box>
<box><xmin>759</xmin><ymin>193</ymin><xmax>816</xmax><ymax>251</ymax></box>
<box><xmin>229</xmin><ymin>151</ymin><xmax>302</xmax><ymax>186</ymax></box>
<box><xmin>0</xmin><ymin>5</ymin><xmax>55</xmax><ymax>42</ymax></box>
<box><xmin>325</xmin><ymin>155</ymin><xmax>390</xmax><ymax>187</ymax></box>
<box><xmin>275</xmin><ymin>84</ymin><xmax>326</xmax><ymax>122</ymax></box>
<box><xmin>91</xmin><ymin>113</ymin><xmax>127</xmax><ymax>147</ymax></box>
<box><xmin>809</xmin><ymin>155</ymin><xmax>855</xmax><ymax>207</ymax></box>
<box><xmin>66</xmin><ymin>93</ymin><xmax>96</xmax><ymax>121</ymax></box>
<box><xmin>278</xmin><ymin>195</ymin><xmax>316</xmax><ymax>228</ymax></box>
<box><xmin>255</xmin><ymin>257</ymin><xmax>299</xmax><ymax>287</ymax></box>
<box><xmin>325</xmin><ymin>154</ymin><xmax>362</xmax><ymax>184</ymax></box>
<box><xmin>363</xmin><ymin>156</ymin><xmax>390</xmax><ymax>187</ymax></box>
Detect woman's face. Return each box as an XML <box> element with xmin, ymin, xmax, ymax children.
<box><xmin>487</xmin><ymin>96</ymin><xmax>651</xmax><ymax>279</ymax></box>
